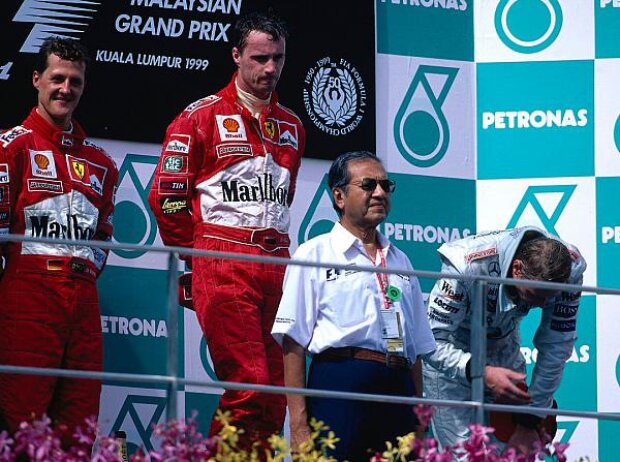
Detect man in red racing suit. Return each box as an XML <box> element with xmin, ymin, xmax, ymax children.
<box><xmin>0</xmin><ymin>38</ymin><xmax>117</xmax><ymax>438</ymax></box>
<box><xmin>148</xmin><ymin>12</ymin><xmax>305</xmax><ymax>444</ymax></box>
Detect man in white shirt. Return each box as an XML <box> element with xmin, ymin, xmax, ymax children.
<box><xmin>272</xmin><ymin>151</ymin><xmax>436</xmax><ymax>461</ymax></box>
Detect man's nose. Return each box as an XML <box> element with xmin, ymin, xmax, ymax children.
<box><xmin>59</xmin><ymin>79</ymin><xmax>70</xmax><ymax>93</ymax></box>
<box><xmin>264</xmin><ymin>59</ymin><xmax>276</xmax><ymax>74</ymax></box>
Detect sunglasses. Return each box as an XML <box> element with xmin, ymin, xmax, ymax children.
<box><xmin>348</xmin><ymin>178</ymin><xmax>396</xmax><ymax>193</ymax></box>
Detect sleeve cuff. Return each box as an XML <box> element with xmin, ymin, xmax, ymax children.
<box><xmin>465</xmin><ymin>359</ymin><xmax>472</xmax><ymax>382</ymax></box>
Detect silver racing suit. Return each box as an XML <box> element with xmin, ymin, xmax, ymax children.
<box><xmin>422</xmin><ymin>227</ymin><xmax>586</xmax><ymax>449</ymax></box>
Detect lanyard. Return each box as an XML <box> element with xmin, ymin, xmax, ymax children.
<box><xmin>375</xmin><ymin>247</ymin><xmax>391</xmax><ymax>309</ymax></box>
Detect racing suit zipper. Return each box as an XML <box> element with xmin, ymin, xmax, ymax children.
<box><xmin>251</xmin><ymin>116</ymin><xmax>269</xmax><ymax>229</ymax></box>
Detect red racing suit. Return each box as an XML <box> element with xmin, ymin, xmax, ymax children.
<box><xmin>0</xmin><ymin>108</ymin><xmax>118</xmax><ymax>437</ymax></box>
<box><xmin>148</xmin><ymin>74</ymin><xmax>305</xmax><ymax>442</ymax></box>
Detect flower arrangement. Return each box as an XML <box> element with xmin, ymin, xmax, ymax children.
<box><xmin>0</xmin><ymin>406</ymin><xmax>577</xmax><ymax>462</ymax></box>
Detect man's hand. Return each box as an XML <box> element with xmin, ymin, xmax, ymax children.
<box><xmin>290</xmin><ymin>420</ymin><xmax>312</xmax><ymax>450</ymax></box>
<box><xmin>485</xmin><ymin>366</ymin><xmax>531</xmax><ymax>404</ymax></box>
<box><xmin>507</xmin><ymin>424</ymin><xmax>541</xmax><ymax>454</ymax></box>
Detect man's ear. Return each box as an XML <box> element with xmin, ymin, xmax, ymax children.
<box><xmin>32</xmin><ymin>71</ymin><xmax>41</xmax><ymax>90</ymax></box>
<box><xmin>232</xmin><ymin>47</ymin><xmax>241</xmax><ymax>67</ymax></box>
<box><xmin>511</xmin><ymin>259</ymin><xmax>525</xmax><ymax>279</ymax></box>
<box><xmin>332</xmin><ymin>187</ymin><xmax>345</xmax><ymax>214</ymax></box>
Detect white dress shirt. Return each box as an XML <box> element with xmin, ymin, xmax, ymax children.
<box><xmin>272</xmin><ymin>222</ymin><xmax>436</xmax><ymax>361</ymax></box>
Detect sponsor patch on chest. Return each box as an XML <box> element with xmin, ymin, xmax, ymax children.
<box><xmin>27</xmin><ymin>179</ymin><xmax>64</xmax><ymax>194</ymax></box>
<box><xmin>216</xmin><ymin>114</ymin><xmax>247</xmax><ymax>142</ymax></box>
<box><xmin>29</xmin><ymin>150</ymin><xmax>57</xmax><ymax>179</ymax></box>
<box><xmin>277</xmin><ymin>120</ymin><xmax>299</xmax><ymax>149</ymax></box>
<box><xmin>215</xmin><ymin>143</ymin><xmax>253</xmax><ymax>158</ymax></box>
<box><xmin>66</xmin><ymin>155</ymin><xmax>108</xmax><ymax>196</ymax></box>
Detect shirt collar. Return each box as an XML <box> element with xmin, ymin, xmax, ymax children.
<box><xmin>330</xmin><ymin>221</ymin><xmax>391</xmax><ymax>256</ymax></box>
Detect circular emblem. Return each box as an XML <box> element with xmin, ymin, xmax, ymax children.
<box><xmin>303</xmin><ymin>57</ymin><xmax>366</xmax><ymax>136</ymax></box>
<box><xmin>495</xmin><ymin>0</ymin><xmax>563</xmax><ymax>54</ymax></box>
<box><xmin>488</xmin><ymin>261</ymin><xmax>501</xmax><ymax>277</ymax></box>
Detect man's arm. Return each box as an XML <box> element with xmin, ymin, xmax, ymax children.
<box><xmin>91</xmin><ymin>151</ymin><xmax>119</xmax><ymax>276</ymax></box>
<box><xmin>147</xmin><ymin>115</ymin><xmax>200</xmax><ymax>260</ymax></box>
<box><xmin>423</xmin><ymin>262</ymin><xmax>471</xmax><ymax>383</ymax></box>
<box><xmin>411</xmin><ymin>357</ymin><xmax>423</xmax><ymax>399</ymax></box>
<box><xmin>283</xmin><ymin>335</ymin><xmax>312</xmax><ymax>449</ymax></box>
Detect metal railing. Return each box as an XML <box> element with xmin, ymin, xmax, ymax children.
<box><xmin>1</xmin><ymin>233</ymin><xmax>619</xmax><ymax>433</ymax></box>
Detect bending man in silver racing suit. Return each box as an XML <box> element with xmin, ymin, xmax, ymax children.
<box><xmin>423</xmin><ymin>227</ymin><xmax>586</xmax><ymax>453</ymax></box>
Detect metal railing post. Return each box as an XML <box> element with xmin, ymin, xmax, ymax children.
<box><xmin>470</xmin><ymin>280</ymin><xmax>487</xmax><ymax>424</ymax></box>
<box><xmin>165</xmin><ymin>251</ymin><xmax>179</xmax><ymax>421</ymax></box>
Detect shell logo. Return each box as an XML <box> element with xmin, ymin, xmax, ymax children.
<box><xmin>223</xmin><ymin>118</ymin><xmax>240</xmax><ymax>133</ymax></box>
<box><xmin>34</xmin><ymin>153</ymin><xmax>49</xmax><ymax>169</ymax></box>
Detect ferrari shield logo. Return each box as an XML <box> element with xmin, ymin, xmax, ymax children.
<box><xmin>71</xmin><ymin>159</ymin><xmax>86</xmax><ymax>179</ymax></box>
<box><xmin>264</xmin><ymin>120</ymin><xmax>276</xmax><ymax>139</ymax></box>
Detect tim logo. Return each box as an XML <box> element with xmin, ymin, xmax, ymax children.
<box><xmin>111</xmin><ymin>395</ymin><xmax>167</xmax><ymax>453</ymax></box>
<box><xmin>394</xmin><ymin>65</ymin><xmax>458</xmax><ymax>168</ymax></box>
<box><xmin>112</xmin><ymin>154</ymin><xmax>159</xmax><ymax>259</ymax></box>
<box><xmin>495</xmin><ymin>0</ymin><xmax>563</xmax><ymax>54</ymax></box>
<box><xmin>507</xmin><ymin>185</ymin><xmax>576</xmax><ymax>236</ymax></box>
<box><xmin>13</xmin><ymin>0</ymin><xmax>100</xmax><ymax>53</ymax></box>
<box><xmin>297</xmin><ymin>176</ymin><xmax>339</xmax><ymax>245</ymax></box>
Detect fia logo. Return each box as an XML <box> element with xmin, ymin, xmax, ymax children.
<box><xmin>303</xmin><ymin>57</ymin><xmax>367</xmax><ymax>137</ymax></box>
<box><xmin>394</xmin><ymin>65</ymin><xmax>458</xmax><ymax>168</ymax></box>
<box><xmin>111</xmin><ymin>395</ymin><xmax>167</xmax><ymax>453</ymax></box>
<box><xmin>297</xmin><ymin>176</ymin><xmax>339</xmax><ymax>245</ymax></box>
<box><xmin>507</xmin><ymin>185</ymin><xmax>576</xmax><ymax>236</ymax></box>
<box><xmin>113</xmin><ymin>154</ymin><xmax>159</xmax><ymax>259</ymax></box>
<box><xmin>495</xmin><ymin>0</ymin><xmax>563</xmax><ymax>54</ymax></box>
<box><xmin>13</xmin><ymin>0</ymin><xmax>100</xmax><ymax>53</ymax></box>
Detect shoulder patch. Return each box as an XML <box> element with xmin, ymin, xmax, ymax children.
<box><xmin>83</xmin><ymin>139</ymin><xmax>117</xmax><ymax>168</ymax></box>
<box><xmin>184</xmin><ymin>95</ymin><xmax>221</xmax><ymax>114</ymax></box>
<box><xmin>276</xmin><ymin>103</ymin><xmax>303</xmax><ymax>123</ymax></box>
<box><xmin>0</xmin><ymin>126</ymin><xmax>31</xmax><ymax>148</ymax></box>
<box><xmin>464</xmin><ymin>247</ymin><xmax>498</xmax><ymax>263</ymax></box>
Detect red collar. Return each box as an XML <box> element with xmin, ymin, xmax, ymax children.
<box><xmin>219</xmin><ymin>72</ymin><xmax>279</xmax><ymax>119</ymax></box>
<box><xmin>22</xmin><ymin>108</ymin><xmax>86</xmax><ymax>150</ymax></box>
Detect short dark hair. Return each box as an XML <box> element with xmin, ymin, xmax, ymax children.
<box><xmin>233</xmin><ymin>11</ymin><xmax>288</xmax><ymax>53</ymax></box>
<box><xmin>328</xmin><ymin>151</ymin><xmax>382</xmax><ymax>216</ymax></box>
<box><xmin>514</xmin><ymin>234</ymin><xmax>572</xmax><ymax>283</ymax></box>
<box><xmin>35</xmin><ymin>37</ymin><xmax>89</xmax><ymax>74</ymax></box>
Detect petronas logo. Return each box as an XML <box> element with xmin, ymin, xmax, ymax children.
<box><xmin>394</xmin><ymin>65</ymin><xmax>458</xmax><ymax>168</ymax></box>
<box><xmin>297</xmin><ymin>176</ymin><xmax>339</xmax><ymax>245</ymax></box>
<box><xmin>111</xmin><ymin>395</ymin><xmax>167</xmax><ymax>453</ymax></box>
<box><xmin>507</xmin><ymin>184</ymin><xmax>576</xmax><ymax>236</ymax></box>
<box><xmin>616</xmin><ymin>353</ymin><xmax>620</xmax><ymax>388</ymax></box>
<box><xmin>495</xmin><ymin>0</ymin><xmax>563</xmax><ymax>54</ymax></box>
<box><xmin>113</xmin><ymin>154</ymin><xmax>159</xmax><ymax>259</ymax></box>
<box><xmin>200</xmin><ymin>337</ymin><xmax>220</xmax><ymax>382</ymax></box>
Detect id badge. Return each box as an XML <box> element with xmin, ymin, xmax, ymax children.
<box><xmin>380</xmin><ymin>309</ymin><xmax>402</xmax><ymax>339</ymax></box>
<box><xmin>386</xmin><ymin>338</ymin><xmax>404</xmax><ymax>353</ymax></box>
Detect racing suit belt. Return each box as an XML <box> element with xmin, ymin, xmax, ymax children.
<box><xmin>197</xmin><ymin>222</ymin><xmax>290</xmax><ymax>252</ymax></box>
<box><xmin>5</xmin><ymin>255</ymin><xmax>97</xmax><ymax>280</ymax></box>
<box><xmin>316</xmin><ymin>347</ymin><xmax>411</xmax><ymax>369</ymax></box>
